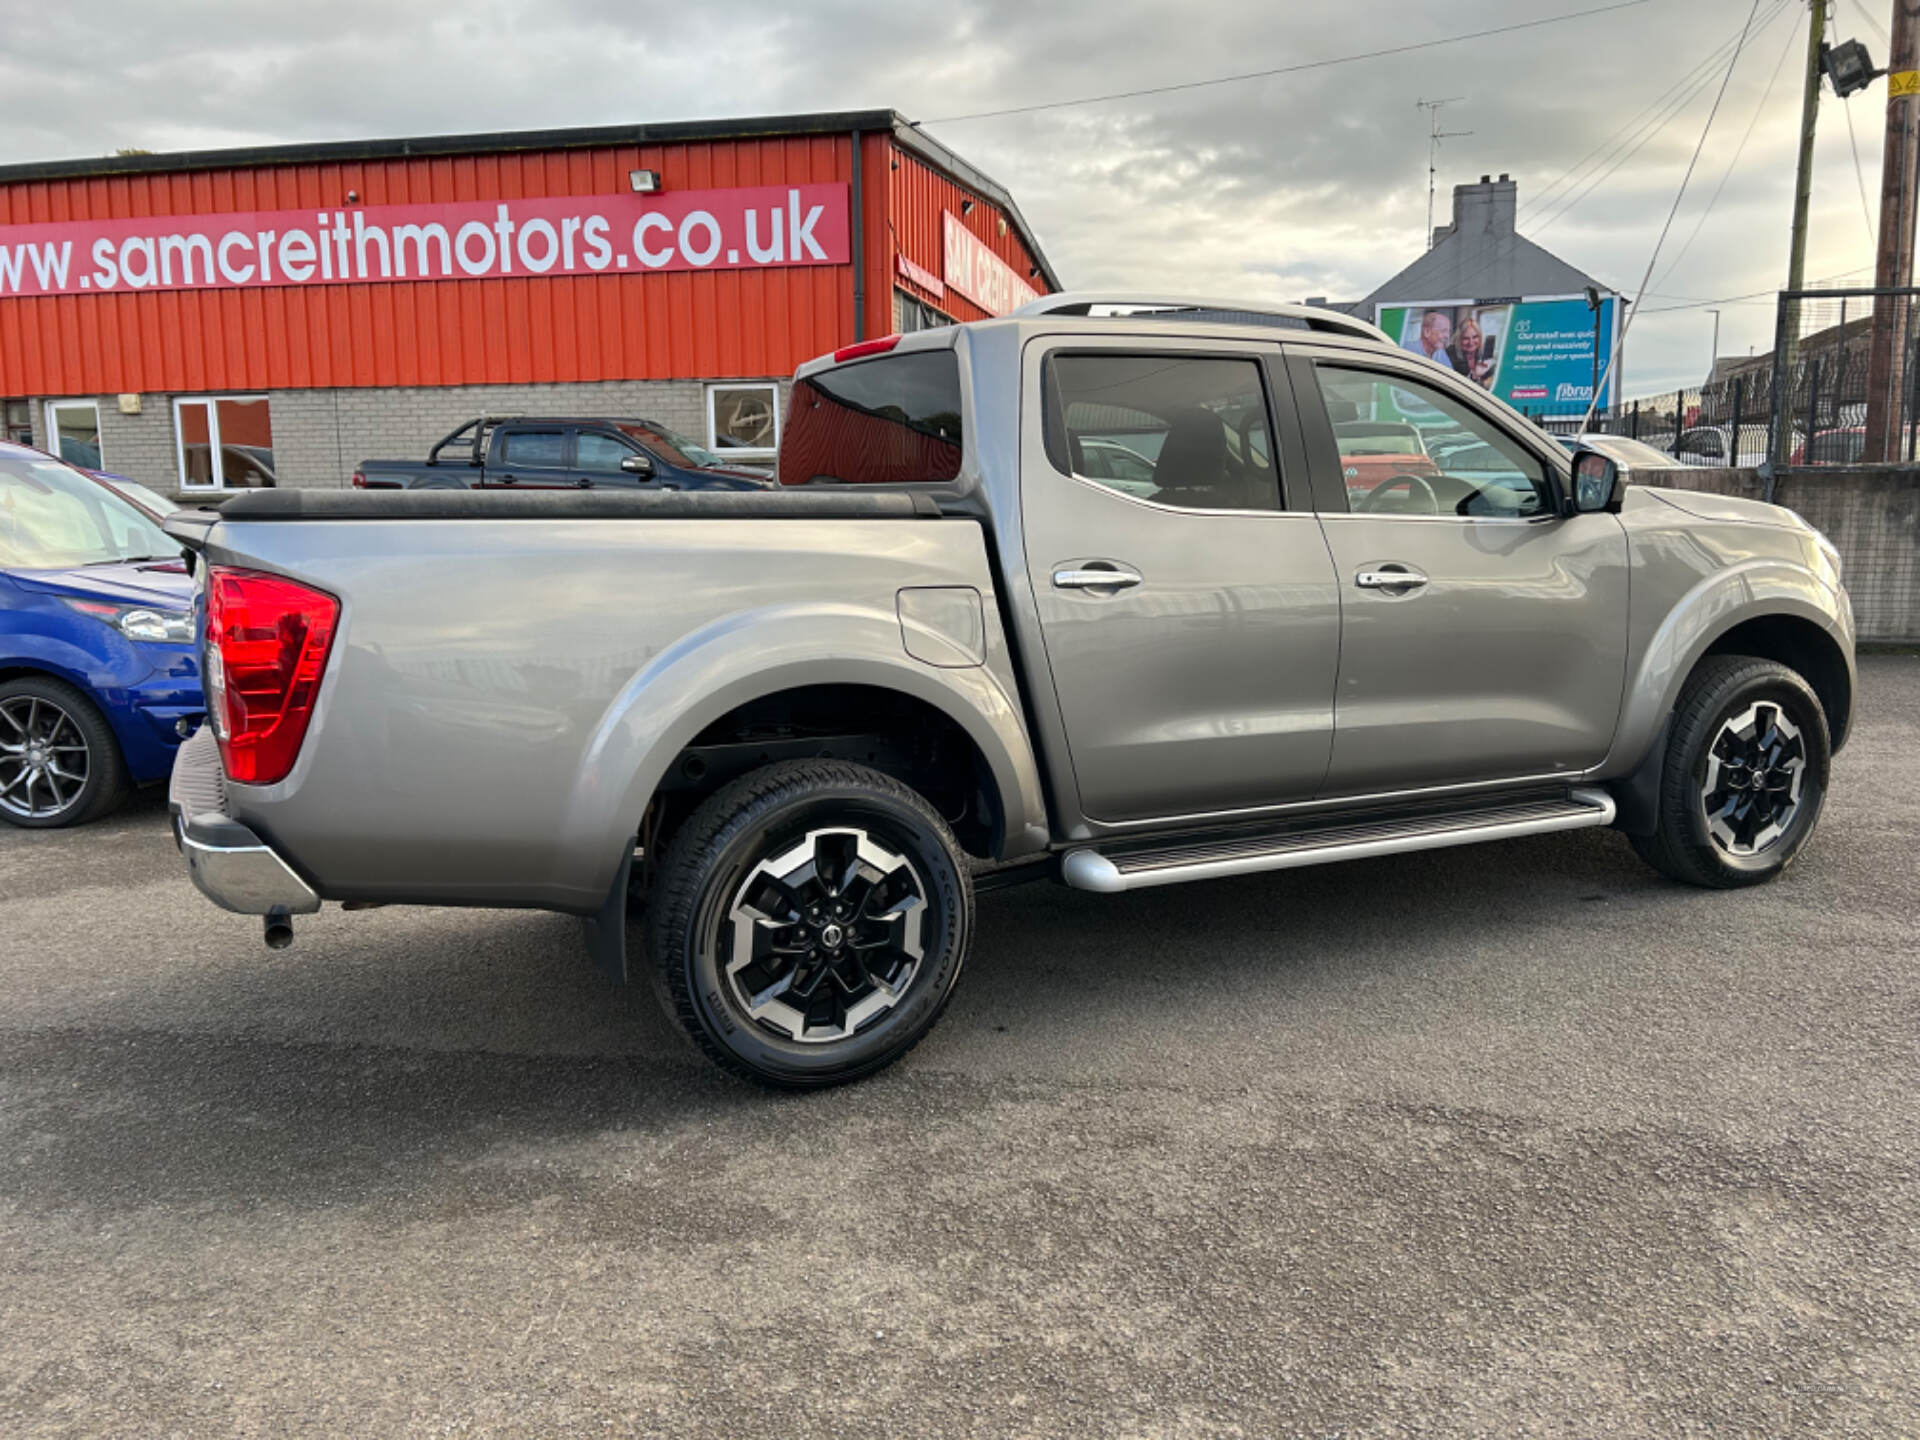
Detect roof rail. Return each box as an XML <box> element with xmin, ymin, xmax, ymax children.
<box><xmin>1011</xmin><ymin>292</ymin><xmax>1392</xmax><ymax>345</ymax></box>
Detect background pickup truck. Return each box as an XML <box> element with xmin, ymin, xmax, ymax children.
<box><xmin>352</xmin><ymin>415</ymin><xmax>772</xmax><ymax>492</ymax></box>
<box><xmin>165</xmin><ymin>295</ymin><xmax>1854</xmax><ymax>1090</ymax></box>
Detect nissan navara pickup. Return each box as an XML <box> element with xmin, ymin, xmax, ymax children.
<box><xmin>162</xmin><ymin>295</ymin><xmax>1855</xmax><ymax>1088</ymax></box>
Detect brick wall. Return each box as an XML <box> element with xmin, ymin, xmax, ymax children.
<box><xmin>1661</xmin><ymin>466</ymin><xmax>1919</xmax><ymax>643</ymax></box>
<box><xmin>26</xmin><ymin>378</ymin><xmax>788</xmax><ymax>493</ymax></box>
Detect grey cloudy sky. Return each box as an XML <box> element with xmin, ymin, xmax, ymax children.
<box><xmin>1</xmin><ymin>0</ymin><xmax>1891</xmax><ymax>391</ymax></box>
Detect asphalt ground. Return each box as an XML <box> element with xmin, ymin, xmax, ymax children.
<box><xmin>2</xmin><ymin>656</ymin><xmax>1917</xmax><ymax>1439</ymax></box>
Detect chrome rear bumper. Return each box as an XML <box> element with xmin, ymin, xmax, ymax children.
<box><xmin>168</xmin><ymin>727</ymin><xmax>320</xmax><ymax>917</ymax></box>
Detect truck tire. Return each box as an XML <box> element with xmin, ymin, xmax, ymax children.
<box><xmin>647</xmin><ymin>759</ymin><xmax>973</xmax><ymax>1088</ymax></box>
<box><xmin>1628</xmin><ymin>655</ymin><xmax>1830</xmax><ymax>888</ymax></box>
<box><xmin>0</xmin><ymin>675</ymin><xmax>131</xmax><ymax>829</ymax></box>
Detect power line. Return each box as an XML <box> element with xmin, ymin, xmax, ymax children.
<box><xmin>1636</xmin><ymin>264</ymin><xmax>1875</xmax><ymax>315</ymax></box>
<box><xmin>1849</xmin><ymin>0</ymin><xmax>1890</xmax><ymax>48</ymax></box>
<box><xmin>1842</xmin><ymin>92</ymin><xmax>1879</xmax><ymax>244</ymax></box>
<box><xmin>1517</xmin><ymin>4</ymin><xmax>1787</xmax><ymax>227</ymax></box>
<box><xmin>1586</xmin><ymin>0</ymin><xmax>1764</xmax><ymax>424</ymax></box>
<box><xmin>1436</xmin><ymin>7</ymin><xmax>1789</xmax><ymax>318</ymax></box>
<box><xmin>1651</xmin><ymin>4</ymin><xmax>1804</xmax><ymax>289</ymax></box>
<box><xmin>1533</xmin><ymin>0</ymin><xmax>1793</xmax><ymax>236</ymax></box>
<box><xmin>917</xmin><ymin>0</ymin><xmax>1653</xmax><ymax>125</ymax></box>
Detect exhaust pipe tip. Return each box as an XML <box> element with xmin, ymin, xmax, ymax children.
<box><xmin>263</xmin><ymin>913</ymin><xmax>294</xmax><ymax>950</ymax></box>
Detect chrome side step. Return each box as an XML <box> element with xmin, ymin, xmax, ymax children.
<box><xmin>1062</xmin><ymin>786</ymin><xmax>1616</xmax><ymax>894</ymax></box>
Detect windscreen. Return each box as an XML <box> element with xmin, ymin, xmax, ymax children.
<box><xmin>0</xmin><ymin>455</ymin><xmax>175</xmax><ymax>569</ymax></box>
<box><xmin>778</xmin><ymin>350</ymin><xmax>963</xmax><ymax>485</ymax></box>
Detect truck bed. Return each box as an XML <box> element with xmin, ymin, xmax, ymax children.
<box><xmin>162</xmin><ymin>487</ymin><xmax>1030</xmax><ymax>914</ymax></box>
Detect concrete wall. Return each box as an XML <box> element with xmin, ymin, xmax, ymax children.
<box><xmin>28</xmin><ymin>378</ymin><xmax>789</xmax><ymax>493</ymax></box>
<box><xmin>1660</xmin><ymin>466</ymin><xmax>1919</xmax><ymax>643</ymax></box>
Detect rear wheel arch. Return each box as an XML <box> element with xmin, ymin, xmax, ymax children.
<box><xmin>642</xmin><ymin>681</ymin><xmax>1013</xmax><ymax>869</ymax></box>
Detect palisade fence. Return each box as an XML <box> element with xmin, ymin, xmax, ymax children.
<box><xmin>1513</xmin><ymin>286</ymin><xmax>1920</xmax><ymax>470</ymax></box>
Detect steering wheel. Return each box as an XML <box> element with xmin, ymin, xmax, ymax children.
<box><xmin>1357</xmin><ymin>473</ymin><xmax>1440</xmax><ymax>515</ymax></box>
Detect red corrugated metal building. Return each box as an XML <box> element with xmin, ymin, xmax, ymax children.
<box><xmin>0</xmin><ymin>110</ymin><xmax>1057</xmax><ymax>493</ymax></box>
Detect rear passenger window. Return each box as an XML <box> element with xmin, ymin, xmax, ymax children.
<box><xmin>500</xmin><ymin>430</ymin><xmax>567</xmax><ymax>469</ymax></box>
<box><xmin>779</xmin><ymin>350</ymin><xmax>963</xmax><ymax>484</ymax></box>
<box><xmin>1044</xmin><ymin>354</ymin><xmax>1278</xmax><ymax>511</ymax></box>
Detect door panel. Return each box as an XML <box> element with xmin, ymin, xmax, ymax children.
<box><xmin>485</xmin><ymin>427</ymin><xmax>571</xmax><ymax>488</ymax></box>
<box><xmin>1317</xmin><ymin>512</ymin><xmax>1628</xmax><ymax>791</ymax></box>
<box><xmin>570</xmin><ymin>428</ymin><xmax>647</xmax><ymax>489</ymax></box>
<box><xmin>1294</xmin><ymin>353</ymin><xmax>1629</xmax><ymax>794</ymax></box>
<box><xmin>1022</xmin><ymin>345</ymin><xmax>1341</xmax><ymax>823</ymax></box>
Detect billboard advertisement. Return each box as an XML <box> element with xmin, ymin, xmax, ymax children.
<box><xmin>1373</xmin><ymin>294</ymin><xmax>1620</xmax><ymax>412</ymax></box>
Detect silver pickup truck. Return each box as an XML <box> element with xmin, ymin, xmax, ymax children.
<box><xmin>164</xmin><ymin>294</ymin><xmax>1855</xmax><ymax>1088</ymax></box>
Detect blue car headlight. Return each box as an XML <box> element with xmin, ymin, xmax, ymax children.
<box><xmin>61</xmin><ymin>597</ymin><xmax>193</xmax><ymax>644</ymax></box>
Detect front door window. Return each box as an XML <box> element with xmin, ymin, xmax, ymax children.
<box><xmin>1315</xmin><ymin>365</ymin><xmax>1553</xmax><ymax>519</ymax></box>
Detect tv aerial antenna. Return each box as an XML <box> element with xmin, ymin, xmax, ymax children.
<box><xmin>1416</xmin><ymin>97</ymin><xmax>1472</xmax><ymax>249</ymax></box>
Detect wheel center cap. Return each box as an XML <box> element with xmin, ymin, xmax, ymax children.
<box><xmin>820</xmin><ymin>923</ymin><xmax>845</xmax><ymax>949</ymax></box>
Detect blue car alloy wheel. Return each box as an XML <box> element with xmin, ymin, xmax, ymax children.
<box><xmin>0</xmin><ymin>675</ymin><xmax>127</xmax><ymax>826</ymax></box>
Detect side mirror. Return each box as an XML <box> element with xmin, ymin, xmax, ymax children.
<box><xmin>1570</xmin><ymin>447</ymin><xmax>1628</xmax><ymax>514</ymax></box>
<box><xmin>620</xmin><ymin>453</ymin><xmax>655</xmax><ymax>477</ymax></box>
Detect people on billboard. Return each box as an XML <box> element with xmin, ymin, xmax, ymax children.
<box><xmin>1449</xmin><ymin>314</ymin><xmax>1498</xmax><ymax>390</ymax></box>
<box><xmin>1405</xmin><ymin>310</ymin><xmax>1456</xmax><ymax>369</ymax></box>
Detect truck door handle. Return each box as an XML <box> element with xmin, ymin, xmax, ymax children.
<box><xmin>1054</xmin><ymin>565</ymin><xmax>1143</xmax><ymax>591</ymax></box>
<box><xmin>500</xmin><ymin>474</ymin><xmax>517</xmax><ymax>485</ymax></box>
<box><xmin>1356</xmin><ymin>566</ymin><xmax>1428</xmax><ymax>591</ymax></box>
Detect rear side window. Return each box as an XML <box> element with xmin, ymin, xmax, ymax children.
<box><xmin>1043</xmin><ymin>353</ymin><xmax>1278</xmax><ymax>511</ymax></box>
<box><xmin>778</xmin><ymin>350</ymin><xmax>964</xmax><ymax>485</ymax></box>
<box><xmin>500</xmin><ymin>429</ymin><xmax>567</xmax><ymax>469</ymax></box>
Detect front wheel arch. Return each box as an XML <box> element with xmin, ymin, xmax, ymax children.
<box><xmin>1610</xmin><ymin>629</ymin><xmax>1846</xmax><ymax>837</ymax></box>
<box><xmin>1703</xmin><ymin>614</ymin><xmax>1853</xmax><ymax>752</ymax></box>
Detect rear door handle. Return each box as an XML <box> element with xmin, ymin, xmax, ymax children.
<box><xmin>1356</xmin><ymin>566</ymin><xmax>1428</xmax><ymax>591</ymax></box>
<box><xmin>1054</xmin><ymin>565</ymin><xmax>1143</xmax><ymax>590</ymax></box>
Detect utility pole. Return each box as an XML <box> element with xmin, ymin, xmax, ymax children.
<box><xmin>1776</xmin><ymin>0</ymin><xmax>1831</xmax><ymax>466</ymax></box>
<box><xmin>1786</xmin><ymin>1</ymin><xmax>1832</xmax><ymax>296</ymax></box>
<box><xmin>1864</xmin><ymin>1</ymin><xmax>1920</xmax><ymax>462</ymax></box>
<box><xmin>1416</xmin><ymin>98</ymin><xmax>1471</xmax><ymax>249</ymax></box>
<box><xmin>1708</xmin><ymin>307</ymin><xmax>1722</xmax><ymax>377</ymax></box>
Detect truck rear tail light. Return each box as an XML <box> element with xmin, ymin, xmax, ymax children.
<box><xmin>205</xmin><ymin>567</ymin><xmax>339</xmax><ymax>785</ymax></box>
<box><xmin>350</xmin><ymin>470</ymin><xmax>367</xmax><ymax>488</ymax></box>
<box><xmin>832</xmin><ymin>334</ymin><xmax>902</xmax><ymax>363</ymax></box>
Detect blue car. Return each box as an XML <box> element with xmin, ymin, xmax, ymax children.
<box><xmin>0</xmin><ymin>441</ymin><xmax>202</xmax><ymax>826</ymax></box>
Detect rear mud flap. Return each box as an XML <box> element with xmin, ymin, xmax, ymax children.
<box><xmin>581</xmin><ymin>848</ymin><xmax>633</xmax><ymax>984</ymax></box>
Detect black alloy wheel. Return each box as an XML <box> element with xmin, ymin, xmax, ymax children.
<box><xmin>1629</xmin><ymin>655</ymin><xmax>1830</xmax><ymax>888</ymax></box>
<box><xmin>648</xmin><ymin>759</ymin><xmax>972</xmax><ymax>1088</ymax></box>
<box><xmin>1699</xmin><ymin>698</ymin><xmax>1809</xmax><ymax>858</ymax></box>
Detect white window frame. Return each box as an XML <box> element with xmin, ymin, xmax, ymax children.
<box><xmin>44</xmin><ymin>399</ymin><xmax>104</xmax><ymax>469</ymax></box>
<box><xmin>173</xmin><ymin>394</ymin><xmax>273</xmax><ymax>491</ymax></box>
<box><xmin>705</xmin><ymin>381</ymin><xmax>781</xmax><ymax>461</ymax></box>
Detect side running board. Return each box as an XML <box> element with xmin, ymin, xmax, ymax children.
<box><xmin>1062</xmin><ymin>786</ymin><xmax>1616</xmax><ymax>894</ymax></box>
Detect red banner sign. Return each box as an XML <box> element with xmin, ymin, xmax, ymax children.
<box><xmin>943</xmin><ymin>213</ymin><xmax>1039</xmax><ymax>318</ymax></box>
<box><xmin>0</xmin><ymin>183</ymin><xmax>849</xmax><ymax>299</ymax></box>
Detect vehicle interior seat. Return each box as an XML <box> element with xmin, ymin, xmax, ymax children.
<box><xmin>1153</xmin><ymin>406</ymin><xmax>1245</xmax><ymax>507</ymax></box>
